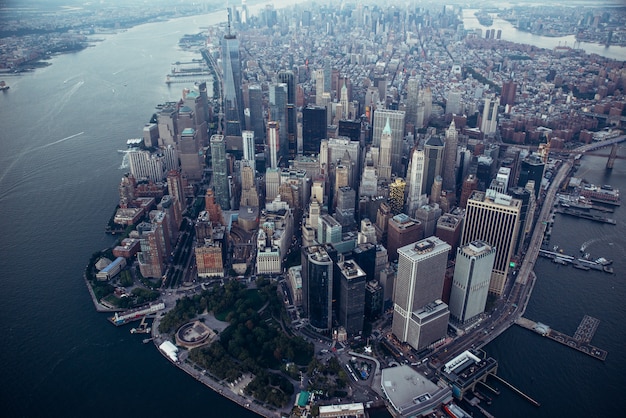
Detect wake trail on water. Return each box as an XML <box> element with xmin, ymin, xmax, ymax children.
<box><xmin>0</xmin><ymin>132</ymin><xmax>86</xmax><ymax>198</ymax></box>
<box><xmin>39</xmin><ymin>131</ymin><xmax>85</xmax><ymax>150</ymax></box>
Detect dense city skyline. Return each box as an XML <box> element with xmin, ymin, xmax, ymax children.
<box><xmin>1</xmin><ymin>0</ymin><xmax>624</xmax><ymax>417</ymax></box>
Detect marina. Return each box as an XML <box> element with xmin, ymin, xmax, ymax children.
<box><xmin>538</xmin><ymin>248</ymin><xmax>614</xmax><ymax>274</ymax></box>
<box><xmin>165</xmin><ymin>60</ymin><xmax>213</xmax><ymax>85</ymax></box>
<box><xmin>516</xmin><ymin>317</ymin><xmax>607</xmax><ymax>361</ymax></box>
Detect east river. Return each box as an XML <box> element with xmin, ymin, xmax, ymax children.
<box><xmin>0</xmin><ymin>5</ymin><xmax>625</xmax><ymax>418</ymax></box>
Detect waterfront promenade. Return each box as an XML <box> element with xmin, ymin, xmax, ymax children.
<box><xmin>149</xmin><ymin>300</ymin><xmax>287</xmax><ymax>418</ymax></box>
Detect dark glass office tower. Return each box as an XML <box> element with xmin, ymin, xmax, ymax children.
<box><xmin>302</xmin><ymin>106</ymin><xmax>327</xmax><ymax>155</ymax></box>
<box><xmin>517</xmin><ymin>155</ymin><xmax>545</xmax><ymax>198</ymax></box>
<box><xmin>338</xmin><ymin>120</ymin><xmax>361</xmax><ymax>142</ymax></box>
<box><xmin>301</xmin><ymin>244</ymin><xmax>337</xmax><ymax>332</ymax></box>
<box><xmin>248</xmin><ymin>84</ymin><xmax>265</xmax><ymax>142</ymax></box>
<box><xmin>221</xmin><ymin>11</ymin><xmax>245</xmax><ymax>136</ymax></box>
<box><xmin>210</xmin><ymin>134</ymin><xmax>230</xmax><ymax>210</ymax></box>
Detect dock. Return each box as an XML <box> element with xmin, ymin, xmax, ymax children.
<box><xmin>489</xmin><ymin>374</ymin><xmax>540</xmax><ymax>407</ymax></box>
<box><xmin>516</xmin><ymin>316</ymin><xmax>607</xmax><ymax>361</ymax></box>
<box><xmin>555</xmin><ymin>207</ymin><xmax>616</xmax><ymax>225</ymax></box>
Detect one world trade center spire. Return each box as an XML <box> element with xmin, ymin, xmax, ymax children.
<box><xmin>221</xmin><ymin>7</ymin><xmax>245</xmax><ymax>136</ymax></box>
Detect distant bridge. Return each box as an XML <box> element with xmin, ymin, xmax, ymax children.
<box><xmin>551</xmin><ymin>135</ymin><xmax>626</xmax><ymax>168</ymax></box>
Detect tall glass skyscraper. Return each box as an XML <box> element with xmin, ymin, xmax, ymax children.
<box><xmin>221</xmin><ymin>13</ymin><xmax>245</xmax><ymax>136</ymax></box>
<box><xmin>301</xmin><ymin>244</ymin><xmax>337</xmax><ymax>332</ymax></box>
<box><xmin>210</xmin><ymin>134</ymin><xmax>230</xmax><ymax>210</ymax></box>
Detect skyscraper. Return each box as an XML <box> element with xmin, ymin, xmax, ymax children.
<box><xmin>336</xmin><ymin>259</ymin><xmax>366</xmax><ymax>336</ymax></box>
<box><xmin>301</xmin><ymin>244</ymin><xmax>337</xmax><ymax>332</ymax></box>
<box><xmin>210</xmin><ymin>134</ymin><xmax>230</xmax><ymax>210</ymax></box>
<box><xmin>178</xmin><ymin>127</ymin><xmax>203</xmax><ymax>181</ymax></box>
<box><xmin>388</xmin><ymin>178</ymin><xmax>406</xmax><ymax>215</ymax></box>
<box><xmin>302</xmin><ymin>106</ymin><xmax>327</xmax><ymax>155</ymax></box>
<box><xmin>517</xmin><ymin>154</ymin><xmax>545</xmax><ymax>198</ymax></box>
<box><xmin>446</xmin><ymin>90</ymin><xmax>462</xmax><ymax>116</ymax></box>
<box><xmin>269</xmin><ymin>82</ymin><xmax>288</xmax><ymax>157</ymax></box>
<box><xmin>443</xmin><ymin>121</ymin><xmax>458</xmax><ymax>191</ymax></box>
<box><xmin>405</xmin><ymin>76</ymin><xmax>420</xmax><ymax>127</ymax></box>
<box><xmin>242</xmin><ymin>130</ymin><xmax>255</xmax><ymax>173</ymax></box>
<box><xmin>166</xmin><ymin>170</ymin><xmax>185</xmax><ymax>215</ymax></box>
<box><xmin>267</xmin><ymin>121</ymin><xmax>279</xmax><ymax>169</ymax></box>
<box><xmin>423</xmin><ymin>136</ymin><xmax>444</xmax><ymax>196</ymax></box>
<box><xmin>406</xmin><ymin>147</ymin><xmax>425</xmax><ymax>217</ymax></box>
<box><xmin>378</xmin><ymin>119</ymin><xmax>393</xmax><ymax>181</ymax></box>
<box><xmin>247</xmin><ymin>84</ymin><xmax>265</xmax><ymax>141</ymax></box>
<box><xmin>392</xmin><ymin>237</ymin><xmax>451</xmax><ymax>351</ymax></box>
<box><xmin>372</xmin><ymin>109</ymin><xmax>405</xmax><ymax>175</ymax></box>
<box><xmin>339</xmin><ymin>80</ymin><xmax>349</xmax><ymax>120</ymax></box>
<box><xmin>481</xmin><ymin>97</ymin><xmax>499</xmax><ymax>137</ymax></box>
<box><xmin>462</xmin><ymin>190</ymin><xmax>521</xmax><ymax>296</ymax></box>
<box><xmin>221</xmin><ymin>11</ymin><xmax>245</xmax><ymax>136</ymax></box>
<box><xmin>387</xmin><ymin>213</ymin><xmax>423</xmax><ymax>262</ymax></box>
<box><xmin>315</xmin><ymin>69</ymin><xmax>325</xmax><ymax>106</ymax></box>
<box><xmin>449</xmin><ymin>240</ymin><xmax>496</xmax><ymax>324</ymax></box>
<box><xmin>501</xmin><ymin>80</ymin><xmax>517</xmax><ymax>107</ymax></box>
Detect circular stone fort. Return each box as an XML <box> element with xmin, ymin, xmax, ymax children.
<box><xmin>175</xmin><ymin>320</ymin><xmax>215</xmax><ymax>349</ymax></box>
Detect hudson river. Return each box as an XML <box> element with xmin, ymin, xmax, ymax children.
<box><xmin>0</xmin><ymin>6</ymin><xmax>624</xmax><ymax>418</ymax></box>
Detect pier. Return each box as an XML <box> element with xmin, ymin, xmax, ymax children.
<box><xmin>489</xmin><ymin>374</ymin><xmax>541</xmax><ymax>407</ymax></box>
<box><xmin>554</xmin><ymin>207</ymin><xmax>617</xmax><ymax>225</ymax></box>
<box><xmin>516</xmin><ymin>316</ymin><xmax>607</xmax><ymax>361</ymax></box>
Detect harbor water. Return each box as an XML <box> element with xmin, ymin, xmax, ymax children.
<box><xmin>0</xmin><ymin>4</ymin><xmax>625</xmax><ymax>418</ymax></box>
<box><xmin>483</xmin><ymin>153</ymin><xmax>626</xmax><ymax>417</ymax></box>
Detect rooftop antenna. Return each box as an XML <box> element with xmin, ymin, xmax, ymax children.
<box><xmin>227</xmin><ymin>7</ymin><xmax>232</xmax><ymax>37</ymax></box>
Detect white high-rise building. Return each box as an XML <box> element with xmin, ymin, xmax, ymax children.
<box><xmin>378</xmin><ymin>119</ymin><xmax>393</xmax><ymax>181</ymax></box>
<box><xmin>315</xmin><ymin>69</ymin><xmax>325</xmax><ymax>106</ymax></box>
<box><xmin>462</xmin><ymin>190</ymin><xmax>521</xmax><ymax>296</ymax></box>
<box><xmin>449</xmin><ymin>240</ymin><xmax>496</xmax><ymax>324</ymax></box>
<box><xmin>392</xmin><ymin>237</ymin><xmax>451</xmax><ymax>351</ymax></box>
<box><xmin>267</xmin><ymin>121</ymin><xmax>279</xmax><ymax>169</ymax></box>
<box><xmin>372</xmin><ymin>109</ymin><xmax>405</xmax><ymax>175</ymax></box>
<box><xmin>405</xmin><ymin>148</ymin><xmax>425</xmax><ymax>217</ymax></box>
<box><xmin>340</xmin><ymin>80</ymin><xmax>349</xmax><ymax>120</ymax></box>
<box><xmin>242</xmin><ymin>130</ymin><xmax>255</xmax><ymax>173</ymax></box>
<box><xmin>128</xmin><ymin>149</ymin><xmax>166</xmax><ymax>183</ymax></box>
<box><xmin>443</xmin><ymin>121</ymin><xmax>458</xmax><ymax>191</ymax></box>
<box><xmin>481</xmin><ymin>96</ymin><xmax>499</xmax><ymax>136</ymax></box>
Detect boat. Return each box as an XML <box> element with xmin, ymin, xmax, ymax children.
<box><xmin>443</xmin><ymin>403</ymin><xmax>472</xmax><ymax>418</ymax></box>
<box><xmin>603</xmin><ymin>266</ymin><xmax>614</xmax><ymax>274</ymax></box>
<box><xmin>557</xmin><ymin>194</ymin><xmax>593</xmax><ymax>210</ymax></box>
<box><xmin>595</xmin><ymin>257</ymin><xmax>613</xmax><ymax>266</ymax></box>
<box><xmin>553</xmin><ymin>258</ymin><xmax>569</xmax><ymax>265</ymax></box>
<box><xmin>0</xmin><ymin>81</ymin><xmax>9</xmax><ymax>91</ymax></box>
<box><xmin>573</xmin><ymin>263</ymin><xmax>590</xmax><ymax>271</ymax></box>
<box><xmin>130</xmin><ymin>326</ymin><xmax>151</xmax><ymax>334</ymax></box>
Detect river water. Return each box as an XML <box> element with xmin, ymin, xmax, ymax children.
<box><xmin>1</xmin><ymin>4</ymin><xmax>624</xmax><ymax>418</ymax></box>
<box><xmin>482</xmin><ymin>151</ymin><xmax>626</xmax><ymax>417</ymax></box>
<box><xmin>461</xmin><ymin>8</ymin><xmax>626</xmax><ymax>60</ymax></box>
